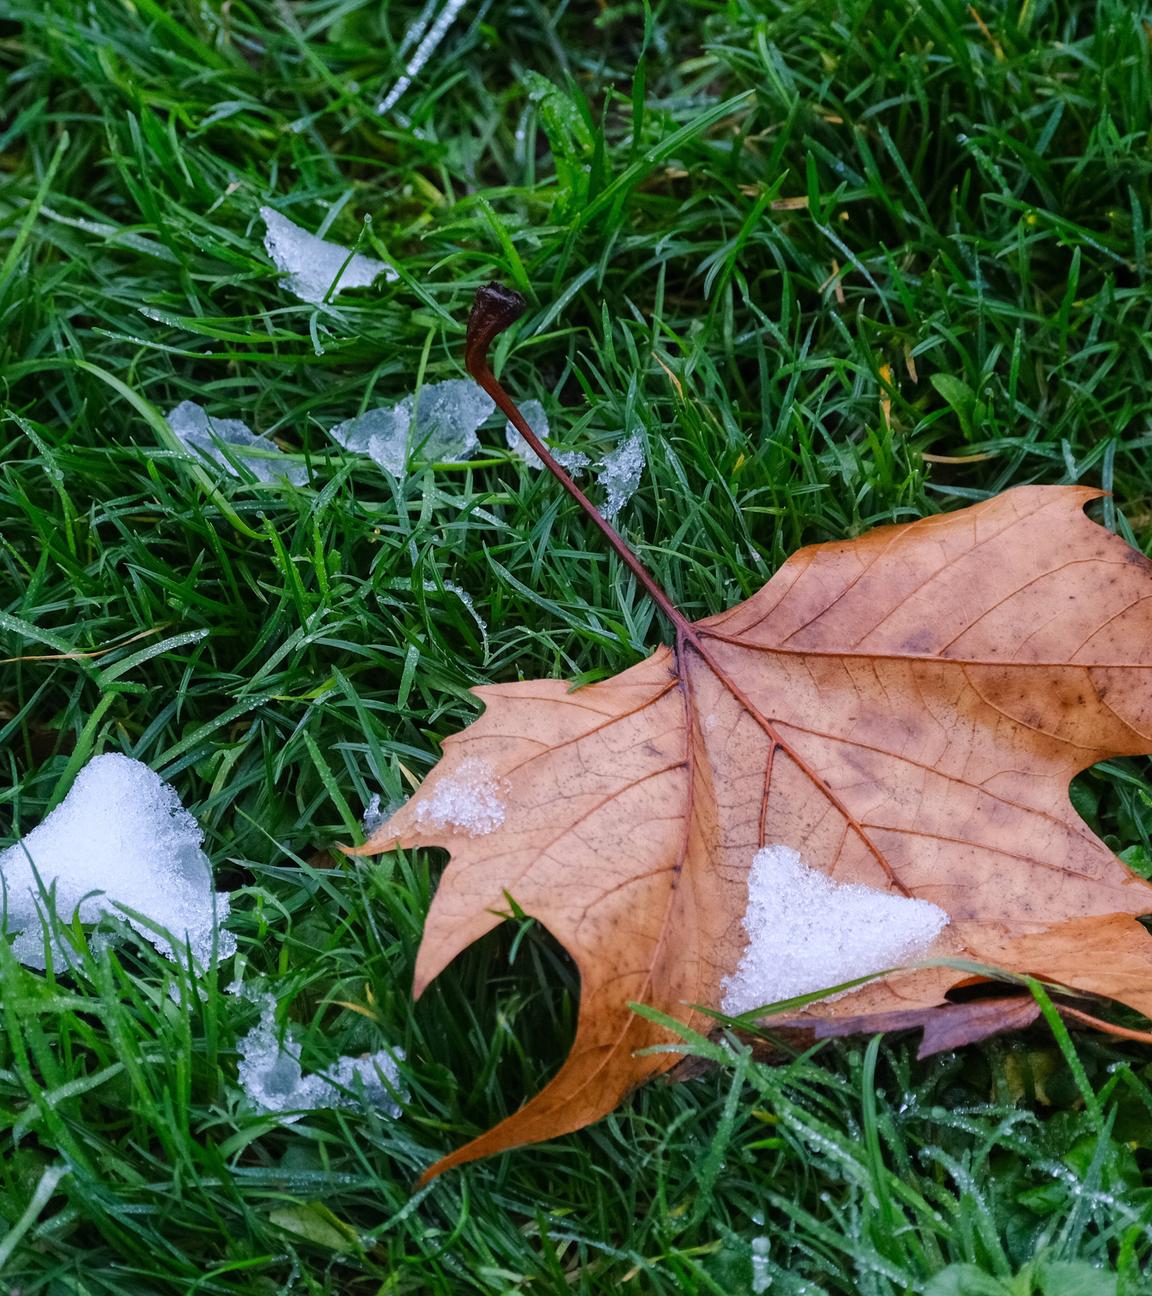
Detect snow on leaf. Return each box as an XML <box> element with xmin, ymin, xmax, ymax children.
<box><xmin>350</xmin><ymin>485</ymin><xmax>1152</xmax><ymax>1182</ymax></box>
<box><xmin>720</xmin><ymin>844</ymin><xmax>949</xmax><ymax>1014</ymax></box>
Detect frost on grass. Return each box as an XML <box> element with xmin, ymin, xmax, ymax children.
<box><xmin>720</xmin><ymin>844</ymin><xmax>949</xmax><ymax>1015</ymax></box>
<box><xmin>377</xmin><ymin>0</ymin><xmax>471</xmax><ymax>115</ymax></box>
<box><xmin>414</xmin><ymin>756</ymin><xmax>506</xmax><ymax>836</ymax></box>
<box><xmin>0</xmin><ymin>754</ymin><xmax>236</xmax><ymax>970</ymax></box>
<box><xmin>597</xmin><ymin>432</ymin><xmax>646</xmax><ymax>521</ymax></box>
<box><xmin>260</xmin><ymin>206</ymin><xmax>396</xmax><ymax>305</ymax></box>
<box><xmin>238</xmin><ymin>996</ymin><xmax>404</xmax><ymax>1122</ymax></box>
<box><xmin>167</xmin><ymin>400</ymin><xmax>308</xmax><ymax>486</ymax></box>
<box><xmin>328</xmin><ymin>380</ymin><xmax>493</xmax><ymax>474</ymax></box>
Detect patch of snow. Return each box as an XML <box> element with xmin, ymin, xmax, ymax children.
<box><xmin>329</xmin><ymin>403</ymin><xmax>410</xmax><ymax>476</ymax></box>
<box><xmin>414</xmin><ymin>756</ymin><xmax>505</xmax><ymax>836</ymax></box>
<box><xmin>377</xmin><ymin>0</ymin><xmax>471</xmax><ymax>115</ymax></box>
<box><xmin>260</xmin><ymin>206</ymin><xmax>396</xmax><ymax>305</ymax></box>
<box><xmin>166</xmin><ymin>400</ymin><xmax>307</xmax><ymax>486</ymax></box>
<box><xmin>597</xmin><ymin>432</ymin><xmax>646</xmax><ymax>521</ymax></box>
<box><xmin>505</xmin><ymin>398</ymin><xmax>549</xmax><ymax>469</ymax></box>
<box><xmin>0</xmin><ymin>754</ymin><xmax>236</xmax><ymax>970</ymax></box>
<box><xmin>720</xmin><ymin>844</ymin><xmax>948</xmax><ymax>1015</ymax></box>
<box><xmin>238</xmin><ymin>996</ymin><xmax>404</xmax><ymax>1121</ymax></box>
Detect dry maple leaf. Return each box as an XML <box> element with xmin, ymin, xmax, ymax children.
<box><xmin>347</xmin><ymin>284</ymin><xmax>1152</xmax><ymax>1184</ymax></box>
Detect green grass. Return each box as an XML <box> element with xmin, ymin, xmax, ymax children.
<box><xmin>3</xmin><ymin>0</ymin><xmax>1152</xmax><ymax>1290</ymax></box>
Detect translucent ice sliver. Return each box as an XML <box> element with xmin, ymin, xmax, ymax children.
<box><xmin>260</xmin><ymin>206</ymin><xmax>396</xmax><ymax>305</ymax></box>
<box><xmin>166</xmin><ymin>400</ymin><xmax>308</xmax><ymax>486</ymax></box>
<box><xmin>720</xmin><ymin>844</ymin><xmax>949</xmax><ymax>1014</ymax></box>
<box><xmin>505</xmin><ymin>399</ymin><xmax>549</xmax><ymax>469</ymax></box>
<box><xmin>329</xmin><ymin>403</ymin><xmax>410</xmax><ymax>476</ymax></box>
<box><xmin>237</xmin><ymin>995</ymin><xmax>405</xmax><ymax>1122</ymax></box>
<box><xmin>328</xmin><ymin>379</ymin><xmax>494</xmax><ymax>472</ymax></box>
<box><xmin>0</xmin><ymin>754</ymin><xmax>236</xmax><ymax>970</ymax></box>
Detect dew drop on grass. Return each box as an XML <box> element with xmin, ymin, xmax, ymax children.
<box><xmin>720</xmin><ymin>844</ymin><xmax>949</xmax><ymax>1014</ymax></box>
<box><xmin>0</xmin><ymin>753</ymin><xmax>236</xmax><ymax>971</ymax></box>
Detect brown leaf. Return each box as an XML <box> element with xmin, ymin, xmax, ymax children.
<box><xmin>348</xmin><ymin>482</ymin><xmax>1152</xmax><ymax>1182</ymax></box>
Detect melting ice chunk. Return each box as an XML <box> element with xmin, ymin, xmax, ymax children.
<box><xmin>413</xmin><ymin>756</ymin><xmax>505</xmax><ymax>836</ymax></box>
<box><xmin>166</xmin><ymin>400</ymin><xmax>307</xmax><ymax>486</ymax></box>
<box><xmin>505</xmin><ymin>399</ymin><xmax>549</xmax><ymax>469</ymax></box>
<box><xmin>328</xmin><ymin>403</ymin><xmax>410</xmax><ymax>476</ymax></box>
<box><xmin>720</xmin><ymin>844</ymin><xmax>948</xmax><ymax>1015</ymax></box>
<box><xmin>597</xmin><ymin>432</ymin><xmax>646</xmax><ymax>521</ymax></box>
<box><xmin>0</xmin><ymin>754</ymin><xmax>236</xmax><ymax>970</ymax></box>
<box><xmin>260</xmin><ymin>206</ymin><xmax>396</xmax><ymax>305</ymax></box>
<box><xmin>238</xmin><ymin>996</ymin><xmax>404</xmax><ymax>1121</ymax></box>
<box><xmin>328</xmin><ymin>380</ymin><xmax>493</xmax><ymax>473</ymax></box>
<box><xmin>406</xmin><ymin>379</ymin><xmax>493</xmax><ymax>461</ymax></box>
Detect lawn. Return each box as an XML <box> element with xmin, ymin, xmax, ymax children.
<box><xmin>3</xmin><ymin>0</ymin><xmax>1152</xmax><ymax>1291</ymax></box>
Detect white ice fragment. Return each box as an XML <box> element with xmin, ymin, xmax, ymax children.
<box><xmin>596</xmin><ymin>432</ymin><xmax>646</xmax><ymax>521</ymax></box>
<box><xmin>0</xmin><ymin>754</ymin><xmax>236</xmax><ymax>970</ymax></box>
<box><xmin>413</xmin><ymin>756</ymin><xmax>505</xmax><ymax>836</ymax></box>
<box><xmin>377</xmin><ymin>0</ymin><xmax>471</xmax><ymax>115</ymax></box>
<box><xmin>752</xmin><ymin>1237</ymin><xmax>772</xmax><ymax>1293</ymax></box>
<box><xmin>720</xmin><ymin>844</ymin><xmax>949</xmax><ymax>1015</ymax></box>
<box><xmin>260</xmin><ymin>206</ymin><xmax>396</xmax><ymax>305</ymax></box>
<box><xmin>505</xmin><ymin>398</ymin><xmax>550</xmax><ymax>470</ymax></box>
<box><xmin>406</xmin><ymin>378</ymin><xmax>493</xmax><ymax>462</ymax></box>
<box><xmin>328</xmin><ymin>403</ymin><xmax>410</xmax><ymax>476</ymax></box>
<box><xmin>237</xmin><ymin>996</ymin><xmax>404</xmax><ymax>1122</ymax></box>
<box><xmin>166</xmin><ymin>400</ymin><xmax>307</xmax><ymax>486</ymax></box>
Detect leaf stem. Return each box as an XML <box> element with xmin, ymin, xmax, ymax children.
<box><xmin>465</xmin><ymin>283</ymin><xmax>693</xmax><ymax>640</ymax></box>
